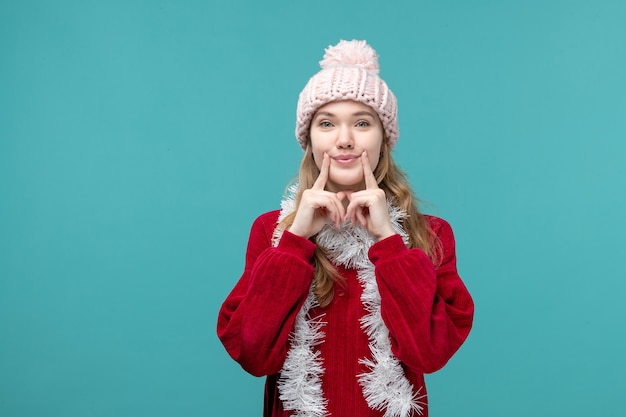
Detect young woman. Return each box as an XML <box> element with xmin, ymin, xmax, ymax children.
<box><xmin>217</xmin><ymin>40</ymin><xmax>474</xmax><ymax>417</ymax></box>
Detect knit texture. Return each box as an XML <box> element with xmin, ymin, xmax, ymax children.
<box><xmin>296</xmin><ymin>40</ymin><xmax>399</xmax><ymax>150</ymax></box>
<box><xmin>273</xmin><ymin>190</ymin><xmax>425</xmax><ymax>417</ymax></box>
<box><xmin>216</xmin><ymin>209</ymin><xmax>475</xmax><ymax>416</ymax></box>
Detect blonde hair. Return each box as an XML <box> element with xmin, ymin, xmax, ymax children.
<box><xmin>278</xmin><ymin>140</ymin><xmax>441</xmax><ymax>307</ymax></box>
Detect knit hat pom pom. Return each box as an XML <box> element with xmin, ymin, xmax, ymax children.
<box><xmin>319</xmin><ymin>39</ymin><xmax>379</xmax><ymax>73</ymax></box>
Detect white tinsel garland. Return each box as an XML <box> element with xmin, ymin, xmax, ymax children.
<box><xmin>273</xmin><ymin>186</ymin><xmax>425</xmax><ymax>417</ymax></box>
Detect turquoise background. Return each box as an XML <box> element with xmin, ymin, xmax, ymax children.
<box><xmin>2</xmin><ymin>0</ymin><xmax>625</xmax><ymax>416</ymax></box>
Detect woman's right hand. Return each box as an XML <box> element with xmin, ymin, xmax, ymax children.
<box><xmin>288</xmin><ymin>153</ymin><xmax>346</xmax><ymax>239</ymax></box>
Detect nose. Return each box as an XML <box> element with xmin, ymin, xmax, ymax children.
<box><xmin>335</xmin><ymin>126</ymin><xmax>354</xmax><ymax>149</ymax></box>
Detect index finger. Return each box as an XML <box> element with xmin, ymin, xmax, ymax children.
<box><xmin>361</xmin><ymin>151</ymin><xmax>378</xmax><ymax>190</ymax></box>
<box><xmin>312</xmin><ymin>152</ymin><xmax>330</xmax><ymax>190</ymax></box>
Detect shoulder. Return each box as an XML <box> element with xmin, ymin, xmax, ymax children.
<box><xmin>423</xmin><ymin>214</ymin><xmax>453</xmax><ymax>235</ymax></box>
<box><xmin>423</xmin><ymin>214</ymin><xmax>456</xmax><ymax>249</ymax></box>
<box><xmin>256</xmin><ymin>210</ymin><xmax>280</xmax><ymax>223</ymax></box>
<box><xmin>250</xmin><ymin>210</ymin><xmax>282</xmax><ymax>235</ymax></box>
<box><xmin>254</xmin><ymin>210</ymin><xmax>281</xmax><ymax>225</ymax></box>
<box><xmin>244</xmin><ymin>210</ymin><xmax>283</xmax><ymax>251</ymax></box>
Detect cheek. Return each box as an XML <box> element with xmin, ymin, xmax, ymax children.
<box><xmin>309</xmin><ymin>134</ymin><xmax>321</xmax><ymax>166</ymax></box>
<box><xmin>369</xmin><ymin>154</ymin><xmax>381</xmax><ymax>171</ymax></box>
<box><xmin>310</xmin><ymin>146</ymin><xmax>323</xmax><ymax>170</ymax></box>
<box><xmin>367</xmin><ymin>137</ymin><xmax>384</xmax><ymax>170</ymax></box>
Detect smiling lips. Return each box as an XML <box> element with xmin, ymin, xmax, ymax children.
<box><xmin>331</xmin><ymin>154</ymin><xmax>359</xmax><ymax>165</ymax></box>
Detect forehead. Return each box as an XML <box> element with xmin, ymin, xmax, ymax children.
<box><xmin>314</xmin><ymin>100</ymin><xmax>377</xmax><ymax>117</ymax></box>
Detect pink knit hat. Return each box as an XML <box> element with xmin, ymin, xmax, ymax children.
<box><xmin>296</xmin><ymin>40</ymin><xmax>398</xmax><ymax>150</ymax></box>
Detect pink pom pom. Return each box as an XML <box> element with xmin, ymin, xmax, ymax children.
<box><xmin>319</xmin><ymin>39</ymin><xmax>379</xmax><ymax>73</ymax></box>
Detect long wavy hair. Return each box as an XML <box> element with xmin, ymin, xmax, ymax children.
<box><xmin>278</xmin><ymin>139</ymin><xmax>441</xmax><ymax>307</ymax></box>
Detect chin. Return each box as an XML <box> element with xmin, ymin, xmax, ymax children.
<box><xmin>329</xmin><ymin>178</ymin><xmax>365</xmax><ymax>191</ymax></box>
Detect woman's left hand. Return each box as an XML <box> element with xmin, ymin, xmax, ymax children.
<box><xmin>345</xmin><ymin>151</ymin><xmax>396</xmax><ymax>241</ymax></box>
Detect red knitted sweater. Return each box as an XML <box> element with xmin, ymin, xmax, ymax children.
<box><xmin>217</xmin><ymin>210</ymin><xmax>474</xmax><ymax>417</ymax></box>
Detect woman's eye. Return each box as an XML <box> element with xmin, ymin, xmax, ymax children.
<box><xmin>356</xmin><ymin>120</ymin><xmax>370</xmax><ymax>127</ymax></box>
<box><xmin>320</xmin><ymin>121</ymin><xmax>333</xmax><ymax>128</ymax></box>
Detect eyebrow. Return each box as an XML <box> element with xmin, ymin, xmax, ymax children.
<box><xmin>313</xmin><ymin>111</ymin><xmax>377</xmax><ymax>119</ymax></box>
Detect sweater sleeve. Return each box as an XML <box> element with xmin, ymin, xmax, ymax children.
<box><xmin>217</xmin><ymin>212</ymin><xmax>317</xmax><ymax>377</ymax></box>
<box><xmin>368</xmin><ymin>217</ymin><xmax>474</xmax><ymax>374</ymax></box>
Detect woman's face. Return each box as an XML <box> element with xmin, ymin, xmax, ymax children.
<box><xmin>309</xmin><ymin>100</ymin><xmax>384</xmax><ymax>192</ymax></box>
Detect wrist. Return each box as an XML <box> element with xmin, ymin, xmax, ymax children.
<box><xmin>279</xmin><ymin>230</ymin><xmax>317</xmax><ymax>260</ymax></box>
<box><xmin>374</xmin><ymin>224</ymin><xmax>396</xmax><ymax>242</ymax></box>
<box><xmin>375</xmin><ymin>230</ymin><xmax>396</xmax><ymax>242</ymax></box>
<box><xmin>288</xmin><ymin>225</ymin><xmax>311</xmax><ymax>240</ymax></box>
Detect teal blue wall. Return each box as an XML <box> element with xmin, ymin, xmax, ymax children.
<box><xmin>2</xmin><ymin>1</ymin><xmax>625</xmax><ymax>416</ymax></box>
